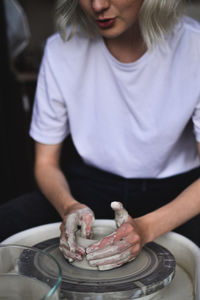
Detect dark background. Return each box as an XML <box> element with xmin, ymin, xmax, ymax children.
<box><xmin>1</xmin><ymin>0</ymin><xmax>55</xmax><ymax>204</ymax></box>
<box><xmin>0</xmin><ymin>0</ymin><xmax>199</xmax><ymax>204</ymax></box>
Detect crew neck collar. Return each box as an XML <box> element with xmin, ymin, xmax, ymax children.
<box><xmin>99</xmin><ymin>37</ymin><xmax>151</xmax><ymax>70</ymax></box>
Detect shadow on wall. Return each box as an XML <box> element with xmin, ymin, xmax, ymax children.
<box><xmin>185</xmin><ymin>2</ymin><xmax>200</xmax><ymax>22</ymax></box>
<box><xmin>1</xmin><ymin>1</ymin><xmax>35</xmax><ymax>204</ymax></box>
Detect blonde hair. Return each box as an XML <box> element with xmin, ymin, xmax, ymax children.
<box><xmin>56</xmin><ymin>0</ymin><xmax>184</xmax><ymax>48</ymax></box>
<box><xmin>139</xmin><ymin>0</ymin><xmax>184</xmax><ymax>48</ymax></box>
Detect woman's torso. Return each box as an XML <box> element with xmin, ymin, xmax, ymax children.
<box><xmin>30</xmin><ymin>16</ymin><xmax>200</xmax><ymax>179</ymax></box>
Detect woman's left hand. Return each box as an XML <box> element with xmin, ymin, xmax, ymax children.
<box><xmin>86</xmin><ymin>202</ymin><xmax>145</xmax><ymax>270</ymax></box>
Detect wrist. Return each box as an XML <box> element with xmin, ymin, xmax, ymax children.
<box><xmin>62</xmin><ymin>199</ymin><xmax>86</xmax><ymax>219</ymax></box>
<box><xmin>62</xmin><ymin>198</ymin><xmax>79</xmax><ymax>218</ymax></box>
<box><xmin>134</xmin><ymin>214</ymin><xmax>156</xmax><ymax>246</ymax></box>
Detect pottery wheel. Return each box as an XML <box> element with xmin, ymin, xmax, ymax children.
<box><xmin>31</xmin><ymin>238</ymin><xmax>176</xmax><ymax>299</ymax></box>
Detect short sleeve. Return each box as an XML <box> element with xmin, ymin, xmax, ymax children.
<box><xmin>29</xmin><ymin>42</ymin><xmax>69</xmax><ymax>144</ymax></box>
<box><xmin>192</xmin><ymin>96</ymin><xmax>200</xmax><ymax>142</ymax></box>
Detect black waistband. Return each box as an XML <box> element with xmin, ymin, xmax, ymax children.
<box><xmin>64</xmin><ymin>158</ymin><xmax>200</xmax><ymax>187</ymax></box>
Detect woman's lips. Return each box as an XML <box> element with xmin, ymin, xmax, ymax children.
<box><xmin>96</xmin><ymin>18</ymin><xmax>116</xmax><ymax>29</ymax></box>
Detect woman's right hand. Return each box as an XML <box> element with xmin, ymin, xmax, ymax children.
<box><xmin>59</xmin><ymin>202</ymin><xmax>95</xmax><ymax>262</ymax></box>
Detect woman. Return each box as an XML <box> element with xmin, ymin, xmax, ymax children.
<box><xmin>1</xmin><ymin>0</ymin><xmax>200</xmax><ymax>270</ymax></box>
<box><xmin>29</xmin><ymin>0</ymin><xmax>200</xmax><ymax>269</ymax></box>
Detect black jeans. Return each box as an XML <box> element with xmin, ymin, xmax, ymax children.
<box><xmin>0</xmin><ymin>159</ymin><xmax>200</xmax><ymax>245</ymax></box>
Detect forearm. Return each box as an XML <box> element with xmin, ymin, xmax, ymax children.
<box><xmin>35</xmin><ymin>163</ymin><xmax>78</xmax><ymax>219</ymax></box>
<box><xmin>135</xmin><ymin>178</ymin><xmax>200</xmax><ymax>244</ymax></box>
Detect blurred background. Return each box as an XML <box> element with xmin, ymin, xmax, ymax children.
<box><xmin>1</xmin><ymin>0</ymin><xmax>200</xmax><ymax>204</ymax></box>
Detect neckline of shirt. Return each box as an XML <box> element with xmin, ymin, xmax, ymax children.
<box><xmin>99</xmin><ymin>37</ymin><xmax>151</xmax><ymax>70</ymax></box>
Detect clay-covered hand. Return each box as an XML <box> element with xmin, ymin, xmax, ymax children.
<box><xmin>86</xmin><ymin>202</ymin><xmax>144</xmax><ymax>270</ymax></box>
<box><xmin>59</xmin><ymin>202</ymin><xmax>95</xmax><ymax>262</ymax></box>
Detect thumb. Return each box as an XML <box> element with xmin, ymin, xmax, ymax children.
<box><xmin>111</xmin><ymin>201</ymin><xmax>129</xmax><ymax>228</ymax></box>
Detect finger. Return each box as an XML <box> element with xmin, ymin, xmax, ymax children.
<box><xmin>80</xmin><ymin>209</ymin><xmax>95</xmax><ymax>238</ymax></box>
<box><xmin>86</xmin><ymin>231</ymin><xmax>116</xmax><ymax>254</ymax></box>
<box><xmin>87</xmin><ymin>225</ymin><xmax>141</xmax><ymax>260</ymax></box>
<box><xmin>62</xmin><ymin>233</ymin><xmax>85</xmax><ymax>255</ymax></box>
<box><xmin>88</xmin><ymin>248</ymin><xmax>135</xmax><ymax>268</ymax></box>
<box><xmin>111</xmin><ymin>201</ymin><xmax>129</xmax><ymax>227</ymax></box>
<box><xmin>59</xmin><ymin>241</ymin><xmax>85</xmax><ymax>260</ymax></box>
<box><xmin>59</xmin><ymin>242</ymin><xmax>82</xmax><ymax>262</ymax></box>
<box><xmin>87</xmin><ymin>221</ymin><xmax>140</xmax><ymax>255</ymax></box>
<box><xmin>65</xmin><ymin>212</ymin><xmax>79</xmax><ymax>252</ymax></box>
<box><xmin>86</xmin><ymin>239</ymin><xmax>130</xmax><ymax>260</ymax></box>
<box><xmin>60</xmin><ymin>230</ymin><xmax>85</xmax><ymax>256</ymax></box>
<box><xmin>76</xmin><ymin>245</ymin><xmax>86</xmax><ymax>256</ymax></box>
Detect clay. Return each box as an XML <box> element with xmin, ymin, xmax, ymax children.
<box><xmin>72</xmin><ymin>221</ymin><xmax>116</xmax><ymax>270</ymax></box>
<box><xmin>72</xmin><ymin>201</ymin><xmax>130</xmax><ymax>270</ymax></box>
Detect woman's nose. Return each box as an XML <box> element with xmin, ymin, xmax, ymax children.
<box><xmin>91</xmin><ymin>0</ymin><xmax>110</xmax><ymax>13</ymax></box>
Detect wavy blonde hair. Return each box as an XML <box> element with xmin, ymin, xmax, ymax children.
<box><xmin>55</xmin><ymin>0</ymin><xmax>184</xmax><ymax>48</ymax></box>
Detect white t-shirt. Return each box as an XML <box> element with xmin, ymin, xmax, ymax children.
<box><xmin>30</xmin><ymin>16</ymin><xmax>200</xmax><ymax>179</ymax></box>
